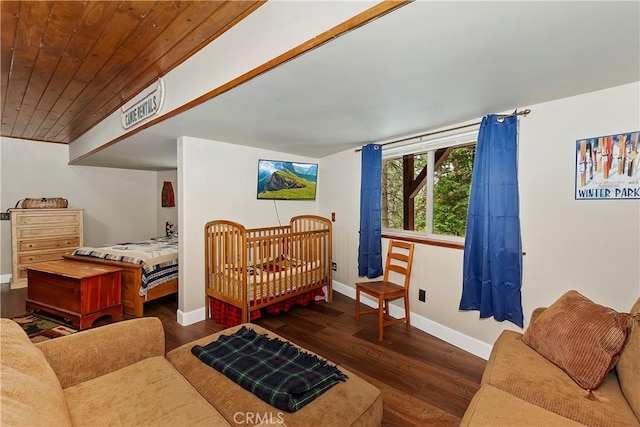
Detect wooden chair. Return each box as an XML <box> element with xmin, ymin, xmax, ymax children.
<box><xmin>355</xmin><ymin>240</ymin><xmax>415</xmax><ymax>341</ymax></box>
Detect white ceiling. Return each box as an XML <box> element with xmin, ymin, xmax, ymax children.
<box><xmin>76</xmin><ymin>1</ymin><xmax>640</xmax><ymax>171</ymax></box>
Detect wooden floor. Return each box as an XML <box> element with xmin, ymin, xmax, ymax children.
<box><xmin>1</xmin><ymin>283</ymin><xmax>485</xmax><ymax>426</ymax></box>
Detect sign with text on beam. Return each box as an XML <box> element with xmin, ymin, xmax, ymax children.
<box><xmin>121</xmin><ymin>79</ymin><xmax>165</xmax><ymax>129</ymax></box>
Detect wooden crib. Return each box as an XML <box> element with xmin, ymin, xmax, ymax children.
<box><xmin>205</xmin><ymin>215</ymin><xmax>332</xmax><ymax>324</ymax></box>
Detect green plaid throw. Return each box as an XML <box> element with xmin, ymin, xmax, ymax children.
<box><xmin>191</xmin><ymin>326</ymin><xmax>348</xmax><ymax>412</ymax></box>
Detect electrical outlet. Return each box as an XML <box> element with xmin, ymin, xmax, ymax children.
<box><xmin>332</xmin><ymin>262</ymin><xmax>337</xmax><ymax>272</ymax></box>
<box><xmin>0</xmin><ymin>212</ymin><xmax>10</xmax><ymax>221</ymax></box>
<box><xmin>418</xmin><ymin>289</ymin><xmax>426</xmax><ymax>302</ymax></box>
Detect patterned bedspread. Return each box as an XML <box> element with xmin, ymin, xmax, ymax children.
<box><xmin>72</xmin><ymin>235</ymin><xmax>178</xmax><ymax>296</ymax></box>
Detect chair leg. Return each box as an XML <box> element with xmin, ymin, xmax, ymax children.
<box><xmin>355</xmin><ymin>287</ymin><xmax>361</xmax><ymax>326</ymax></box>
<box><xmin>378</xmin><ymin>295</ymin><xmax>384</xmax><ymax>341</ymax></box>
<box><xmin>404</xmin><ymin>295</ymin><xmax>411</xmax><ymax>330</ymax></box>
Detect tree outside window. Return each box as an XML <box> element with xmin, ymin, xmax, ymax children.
<box><xmin>382</xmin><ymin>144</ymin><xmax>475</xmax><ymax>237</ymax></box>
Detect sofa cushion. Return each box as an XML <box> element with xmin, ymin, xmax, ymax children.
<box><xmin>36</xmin><ymin>316</ymin><xmax>165</xmax><ymax>389</ymax></box>
<box><xmin>63</xmin><ymin>356</ymin><xmax>230</xmax><ymax>426</ymax></box>
<box><xmin>0</xmin><ymin>319</ymin><xmax>72</xmax><ymax>427</ymax></box>
<box><xmin>522</xmin><ymin>290</ymin><xmax>633</xmax><ymax>390</ymax></box>
<box><xmin>460</xmin><ymin>385</ymin><xmax>585</xmax><ymax>426</ymax></box>
<box><xmin>167</xmin><ymin>324</ymin><xmax>383</xmax><ymax>427</ymax></box>
<box><xmin>617</xmin><ymin>297</ymin><xmax>640</xmax><ymax>420</ymax></box>
<box><xmin>483</xmin><ymin>330</ymin><xmax>640</xmax><ymax>427</ymax></box>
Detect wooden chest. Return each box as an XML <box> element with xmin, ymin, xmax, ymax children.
<box><xmin>26</xmin><ymin>260</ymin><xmax>123</xmax><ymax>330</ymax></box>
<box><xmin>10</xmin><ymin>208</ymin><xmax>83</xmax><ymax>289</ymax></box>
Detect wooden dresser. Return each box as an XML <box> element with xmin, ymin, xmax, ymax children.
<box><xmin>10</xmin><ymin>208</ymin><xmax>84</xmax><ymax>289</ymax></box>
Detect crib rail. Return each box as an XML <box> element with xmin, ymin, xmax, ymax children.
<box><xmin>205</xmin><ymin>215</ymin><xmax>332</xmax><ymax>323</ymax></box>
<box><xmin>204</xmin><ymin>220</ymin><xmax>247</xmax><ymax>310</ymax></box>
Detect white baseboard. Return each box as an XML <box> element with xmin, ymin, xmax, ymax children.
<box><xmin>1</xmin><ymin>274</ymin><xmax>12</xmax><ymax>284</ymax></box>
<box><xmin>177</xmin><ymin>307</ymin><xmax>206</xmax><ymax>326</ymax></box>
<box><xmin>333</xmin><ymin>280</ymin><xmax>492</xmax><ymax>360</ymax></box>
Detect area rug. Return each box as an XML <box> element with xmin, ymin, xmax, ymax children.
<box><xmin>12</xmin><ymin>314</ymin><xmax>78</xmax><ymax>343</ymax></box>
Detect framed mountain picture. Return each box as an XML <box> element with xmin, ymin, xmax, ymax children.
<box><xmin>257</xmin><ymin>159</ymin><xmax>318</xmax><ymax>200</ymax></box>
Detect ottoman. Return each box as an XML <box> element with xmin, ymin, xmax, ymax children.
<box><xmin>167</xmin><ymin>324</ymin><xmax>383</xmax><ymax>426</ymax></box>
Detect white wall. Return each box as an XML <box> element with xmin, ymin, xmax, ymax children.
<box><xmin>321</xmin><ymin>82</ymin><xmax>640</xmax><ymax>358</ymax></box>
<box><xmin>157</xmin><ymin>170</ymin><xmax>178</xmax><ymax>237</ymax></box>
<box><xmin>317</xmin><ymin>148</ymin><xmax>361</xmax><ymax>282</ymax></box>
<box><xmin>177</xmin><ymin>137</ymin><xmax>321</xmax><ymax>322</ymax></box>
<box><xmin>0</xmin><ymin>138</ymin><xmax>158</xmax><ymax>278</ymax></box>
<box><xmin>518</xmin><ymin>82</ymin><xmax>640</xmax><ymax>315</ymax></box>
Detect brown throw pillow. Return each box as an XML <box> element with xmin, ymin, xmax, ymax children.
<box><xmin>522</xmin><ymin>290</ymin><xmax>633</xmax><ymax>390</ymax></box>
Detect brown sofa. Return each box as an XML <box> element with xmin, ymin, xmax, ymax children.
<box><xmin>461</xmin><ymin>297</ymin><xmax>640</xmax><ymax>427</ymax></box>
<box><xmin>1</xmin><ymin>317</ymin><xmax>382</xmax><ymax>426</ymax></box>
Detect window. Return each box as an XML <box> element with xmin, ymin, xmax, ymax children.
<box><xmin>381</xmin><ymin>128</ymin><xmax>477</xmax><ymax>239</ymax></box>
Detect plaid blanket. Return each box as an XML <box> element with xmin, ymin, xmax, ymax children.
<box><xmin>191</xmin><ymin>326</ymin><xmax>347</xmax><ymax>412</ymax></box>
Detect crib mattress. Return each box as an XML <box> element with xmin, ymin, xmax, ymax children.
<box><xmin>213</xmin><ymin>260</ymin><xmax>326</xmax><ymax>302</ymax></box>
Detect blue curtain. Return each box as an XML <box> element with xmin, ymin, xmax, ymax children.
<box><xmin>358</xmin><ymin>144</ymin><xmax>383</xmax><ymax>278</ymax></box>
<box><xmin>459</xmin><ymin>114</ymin><xmax>524</xmax><ymax>328</ymax></box>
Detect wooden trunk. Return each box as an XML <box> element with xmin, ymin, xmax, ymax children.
<box><xmin>62</xmin><ymin>255</ymin><xmax>178</xmax><ymax>317</ymax></box>
<box><xmin>26</xmin><ymin>260</ymin><xmax>122</xmax><ymax>329</ymax></box>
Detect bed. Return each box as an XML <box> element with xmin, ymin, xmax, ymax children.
<box><xmin>63</xmin><ymin>235</ymin><xmax>178</xmax><ymax>317</ymax></box>
<box><xmin>205</xmin><ymin>215</ymin><xmax>332</xmax><ymax>326</ymax></box>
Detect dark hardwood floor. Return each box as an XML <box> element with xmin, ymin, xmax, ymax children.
<box><xmin>1</xmin><ymin>282</ymin><xmax>485</xmax><ymax>426</ymax></box>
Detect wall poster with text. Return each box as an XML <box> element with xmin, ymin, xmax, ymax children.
<box><xmin>575</xmin><ymin>131</ymin><xmax>640</xmax><ymax>200</ymax></box>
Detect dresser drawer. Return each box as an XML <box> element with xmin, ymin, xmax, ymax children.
<box><xmin>15</xmin><ymin>212</ymin><xmax>80</xmax><ymax>226</ymax></box>
<box><xmin>15</xmin><ymin>225</ymin><xmax>80</xmax><ymax>239</ymax></box>
<box><xmin>18</xmin><ymin>237</ymin><xmax>80</xmax><ymax>252</ymax></box>
<box><xmin>18</xmin><ymin>249</ymin><xmax>75</xmax><ymax>265</ymax></box>
<box><xmin>16</xmin><ymin>266</ymin><xmax>28</xmax><ymax>280</ymax></box>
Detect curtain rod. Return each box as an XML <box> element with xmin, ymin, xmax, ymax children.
<box><xmin>355</xmin><ymin>109</ymin><xmax>531</xmax><ymax>152</ymax></box>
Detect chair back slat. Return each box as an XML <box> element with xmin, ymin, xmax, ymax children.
<box><xmin>389</xmin><ymin>252</ymin><xmax>409</xmax><ymax>262</ymax></box>
<box><xmin>382</xmin><ymin>240</ymin><xmax>415</xmax><ymax>289</ymax></box>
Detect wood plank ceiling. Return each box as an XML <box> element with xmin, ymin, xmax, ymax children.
<box><xmin>0</xmin><ymin>1</ymin><xmax>264</xmax><ymax>144</ymax></box>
